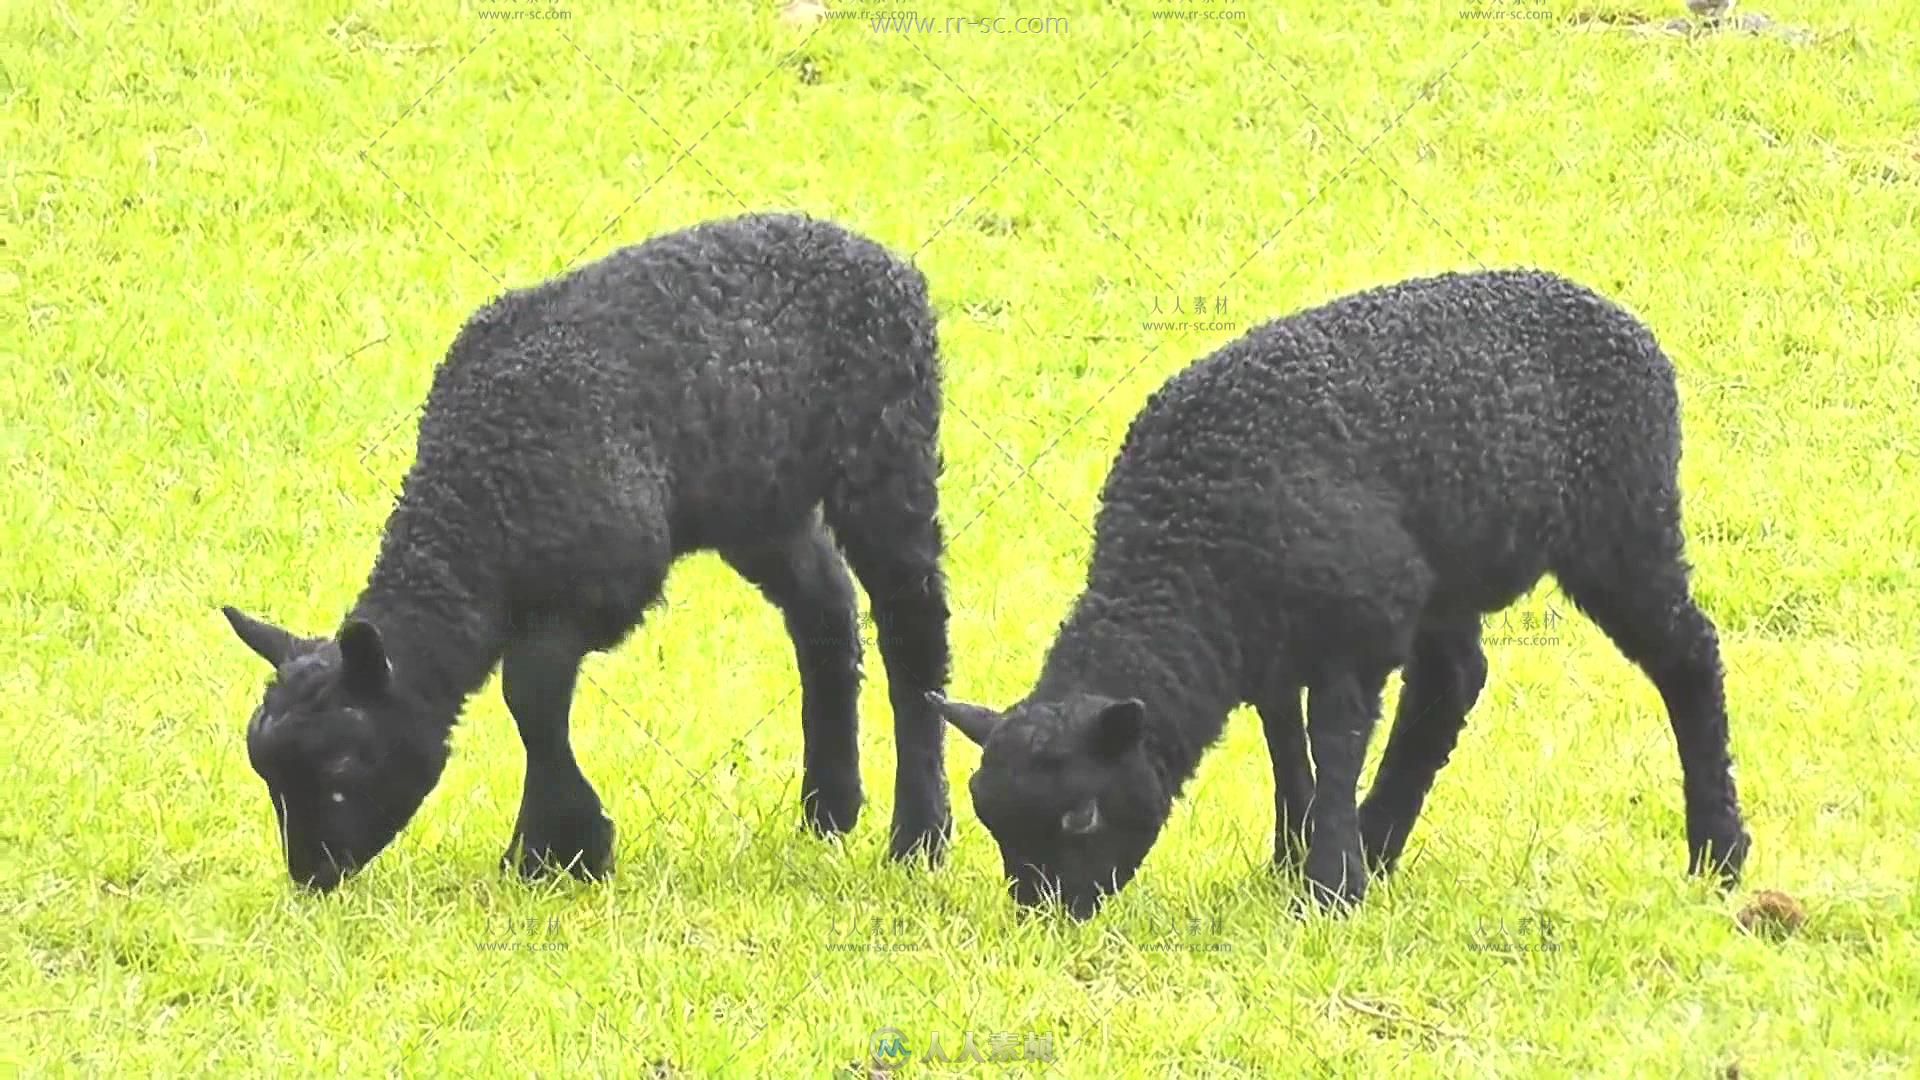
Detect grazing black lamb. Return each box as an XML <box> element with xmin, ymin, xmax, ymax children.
<box><xmin>223</xmin><ymin>211</ymin><xmax>955</xmax><ymax>891</ymax></box>
<box><xmin>931</xmin><ymin>268</ymin><xmax>1752</xmax><ymax>918</ymax></box>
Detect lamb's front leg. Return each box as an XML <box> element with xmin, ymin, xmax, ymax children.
<box><xmin>501</xmin><ymin>624</ymin><xmax>615</xmax><ymax>881</ymax></box>
<box><xmin>1302</xmin><ymin>670</ymin><xmax>1387</xmax><ymax>908</ymax></box>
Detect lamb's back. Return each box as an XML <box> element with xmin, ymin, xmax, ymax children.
<box><xmin>1092</xmin><ymin>269</ymin><xmax>1680</xmax><ymax>607</ymax></box>
<box><xmin>441</xmin><ymin>213</ymin><xmax>929</xmax><ymax>428</ymax></box>
<box><xmin>403</xmin><ymin>213</ymin><xmax>937</xmax><ymax>545</ymax></box>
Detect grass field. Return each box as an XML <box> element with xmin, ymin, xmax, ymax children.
<box><xmin>6</xmin><ymin>0</ymin><xmax>1920</xmax><ymax>1074</ymax></box>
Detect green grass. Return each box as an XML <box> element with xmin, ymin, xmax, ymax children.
<box><xmin>6</xmin><ymin>0</ymin><xmax>1919</xmax><ymax>1074</ymax></box>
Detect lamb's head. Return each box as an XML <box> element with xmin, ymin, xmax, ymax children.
<box><xmin>222</xmin><ymin>607</ymin><xmax>448</xmax><ymax>892</ymax></box>
<box><xmin>930</xmin><ymin>690</ymin><xmax>1171</xmax><ymax>920</ymax></box>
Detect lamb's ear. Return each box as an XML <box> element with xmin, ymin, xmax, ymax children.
<box><xmin>1088</xmin><ymin>698</ymin><xmax>1145</xmax><ymax>758</ymax></box>
<box><xmin>925</xmin><ymin>690</ymin><xmax>1001</xmax><ymax>748</ymax></box>
<box><xmin>338</xmin><ymin>619</ymin><xmax>392</xmax><ymax>697</ymax></box>
<box><xmin>223</xmin><ymin>606</ymin><xmax>297</xmax><ymax>668</ymax></box>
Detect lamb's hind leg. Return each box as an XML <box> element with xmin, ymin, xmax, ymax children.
<box><xmin>721</xmin><ymin>514</ymin><xmax>865</xmax><ymax>839</ymax></box>
<box><xmin>502</xmin><ymin>619</ymin><xmax>617</xmax><ymax>881</ymax></box>
<box><xmin>1357</xmin><ymin>616</ymin><xmax>1487</xmax><ymax>875</ymax></box>
<box><xmin>1555</xmin><ymin>553</ymin><xmax>1750</xmax><ymax>885</ymax></box>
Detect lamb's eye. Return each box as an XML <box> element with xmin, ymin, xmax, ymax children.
<box><xmin>329</xmin><ymin>792</ymin><xmax>346</xmax><ymax>804</ymax></box>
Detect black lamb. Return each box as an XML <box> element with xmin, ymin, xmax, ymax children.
<box><xmin>931</xmin><ymin>268</ymin><xmax>1752</xmax><ymax>918</ymax></box>
<box><xmin>223</xmin><ymin>211</ymin><xmax>954</xmax><ymax>891</ymax></box>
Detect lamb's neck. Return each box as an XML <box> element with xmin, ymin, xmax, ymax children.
<box><xmin>1032</xmin><ymin>577</ymin><xmax>1240</xmax><ymax>796</ymax></box>
<box><xmin>347</xmin><ymin>499</ymin><xmax>510</xmax><ymax>725</ymax></box>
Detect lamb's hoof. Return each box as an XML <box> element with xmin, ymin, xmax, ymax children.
<box><xmin>1358</xmin><ymin>807</ymin><xmax>1408</xmax><ymax>876</ymax></box>
<box><xmin>502</xmin><ymin>808</ymin><xmax>616</xmax><ymax>882</ymax></box>
<box><xmin>1271</xmin><ymin>830</ymin><xmax>1311</xmax><ymax>875</ymax></box>
<box><xmin>801</xmin><ymin>772</ymin><xmax>863</xmax><ymax>838</ymax></box>
<box><xmin>1690</xmin><ymin>827</ymin><xmax>1751</xmax><ymax>890</ymax></box>
<box><xmin>1304</xmin><ymin>843</ymin><xmax>1369</xmax><ymax>911</ymax></box>
<box><xmin>888</xmin><ymin>810</ymin><xmax>953</xmax><ymax>866</ymax></box>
